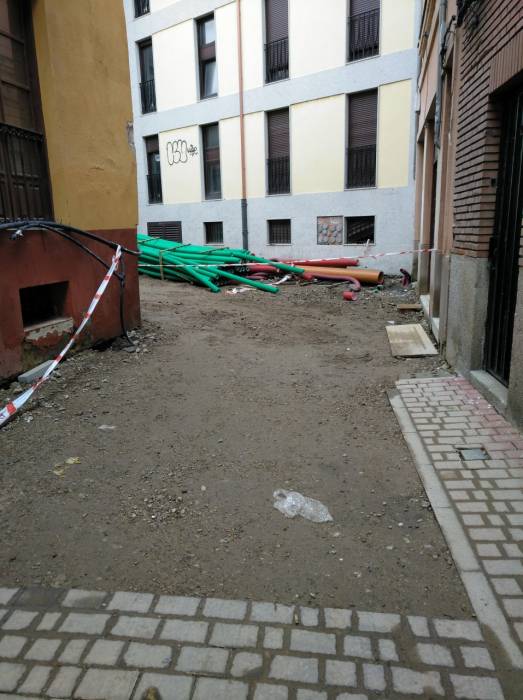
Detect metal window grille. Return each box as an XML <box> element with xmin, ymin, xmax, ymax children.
<box><xmin>202</xmin><ymin>123</ymin><xmax>221</xmax><ymax>199</ymax></box>
<box><xmin>268</xmin><ymin>219</ymin><xmax>291</xmax><ymax>245</ymax></box>
<box><xmin>147</xmin><ymin>173</ymin><xmax>162</xmax><ymax>204</ymax></box>
<box><xmin>147</xmin><ymin>221</ymin><xmax>182</xmax><ymax>242</ymax></box>
<box><xmin>347</xmin><ymin>8</ymin><xmax>380</xmax><ymax>62</ymax></box>
<box><xmin>345</xmin><ymin>216</ymin><xmax>375</xmax><ymax>244</ymax></box>
<box><xmin>265</xmin><ymin>37</ymin><xmax>289</xmax><ymax>83</ymax></box>
<box><xmin>267</xmin><ymin>156</ymin><xmax>290</xmax><ymax>195</ymax></box>
<box><xmin>140</xmin><ymin>79</ymin><xmax>156</xmax><ymax>114</ymax></box>
<box><xmin>134</xmin><ymin>0</ymin><xmax>150</xmax><ymax>18</ymax></box>
<box><xmin>205</xmin><ymin>221</ymin><xmax>223</xmax><ymax>244</ymax></box>
<box><xmin>346</xmin><ymin>145</ymin><xmax>376</xmax><ymax>188</ymax></box>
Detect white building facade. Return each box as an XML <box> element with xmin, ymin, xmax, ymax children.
<box><xmin>124</xmin><ymin>0</ymin><xmax>420</xmax><ymax>272</ymax></box>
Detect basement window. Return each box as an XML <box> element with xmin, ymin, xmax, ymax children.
<box><xmin>19</xmin><ymin>281</ymin><xmax>68</xmax><ymax>328</ymax></box>
<box><xmin>205</xmin><ymin>221</ymin><xmax>223</xmax><ymax>245</ymax></box>
<box><xmin>345</xmin><ymin>216</ymin><xmax>375</xmax><ymax>244</ymax></box>
<box><xmin>268</xmin><ymin>219</ymin><xmax>291</xmax><ymax>245</ymax></box>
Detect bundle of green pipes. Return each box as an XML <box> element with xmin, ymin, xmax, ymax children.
<box><xmin>137</xmin><ymin>234</ymin><xmax>304</xmax><ymax>294</ymax></box>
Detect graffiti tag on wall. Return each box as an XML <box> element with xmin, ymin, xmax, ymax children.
<box><xmin>166</xmin><ymin>140</ymin><xmax>198</xmax><ymax>165</ymax></box>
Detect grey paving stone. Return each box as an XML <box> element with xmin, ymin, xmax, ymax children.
<box><xmin>263</xmin><ymin>627</ymin><xmax>284</xmax><ymax>649</ymax></box>
<box><xmin>491</xmin><ymin>578</ymin><xmax>522</xmax><ymax>595</ymax></box>
<box><xmin>59</xmin><ymin>639</ymin><xmax>89</xmax><ymax>664</ymax></box>
<box><xmin>18</xmin><ymin>666</ymin><xmax>52</xmax><ymax>695</ymax></box>
<box><xmin>416</xmin><ymin>642</ymin><xmax>454</xmax><ymax>667</ymax></box>
<box><xmin>176</xmin><ymin>646</ymin><xmax>228</xmax><ymax>673</ymax></box>
<box><xmin>37</xmin><ymin>612</ymin><xmax>61</xmax><ymax>631</ymax></box>
<box><xmin>124</xmin><ymin>642</ymin><xmax>171</xmax><ymax>668</ymax></box>
<box><xmin>203</xmin><ymin>598</ymin><xmax>247</xmax><ymax>620</ymax></box>
<box><xmin>343</xmin><ymin>635</ymin><xmax>372</xmax><ymax>659</ymax></box>
<box><xmin>17</xmin><ymin>587</ymin><xmax>63</xmax><ymax>607</ymax></box>
<box><xmin>74</xmin><ymin>669</ymin><xmax>139</xmax><ymax>699</ymax></box>
<box><xmin>270</xmin><ymin>656</ymin><xmax>318</xmax><ymax>683</ymax></box>
<box><xmin>161</xmin><ymin>619</ymin><xmax>208</xmax><ymax>643</ymax></box>
<box><xmin>450</xmin><ymin>674</ymin><xmax>504</xmax><ymax>699</ymax></box>
<box><xmin>251</xmin><ymin>602</ymin><xmax>294</xmax><ymax>624</ymax></box>
<box><xmin>210</xmin><ymin>622</ymin><xmax>258</xmax><ymax>648</ymax></box>
<box><xmin>193</xmin><ymin>678</ymin><xmax>248</xmax><ymax>700</ymax></box>
<box><xmin>253</xmin><ymin>683</ymin><xmax>288</xmax><ymax>700</ymax></box>
<box><xmin>133</xmin><ymin>673</ymin><xmax>193</xmax><ymax>700</ymax></box>
<box><xmin>325</xmin><ymin>660</ymin><xmax>357</xmax><ymax>687</ymax></box>
<box><xmin>291</xmin><ymin>629</ymin><xmax>336</xmax><ymax>655</ymax></box>
<box><xmin>107</xmin><ymin>591</ymin><xmax>154</xmax><ymax>613</ymax></box>
<box><xmin>0</xmin><ymin>591</ymin><xmax>18</xmax><ymax>606</ymax></box>
<box><xmin>469</xmin><ymin>528</ymin><xmax>505</xmax><ymax>541</ymax></box>
<box><xmin>297</xmin><ymin>691</ymin><xmax>327</xmax><ymax>700</ymax></box>
<box><xmin>300</xmin><ymin>607</ymin><xmax>319</xmax><ymax>627</ymax></box>
<box><xmin>0</xmin><ymin>635</ymin><xmax>27</xmax><ymax>658</ymax></box>
<box><xmin>0</xmin><ymin>610</ymin><xmax>5</xmax><ymax>624</ymax></box>
<box><xmin>358</xmin><ymin>611</ymin><xmax>400</xmax><ymax>633</ymax></box>
<box><xmin>25</xmin><ymin>638</ymin><xmax>61</xmax><ymax>661</ymax></box>
<box><xmin>335</xmin><ymin>695</ymin><xmax>368</xmax><ymax>700</ymax></box>
<box><xmin>155</xmin><ymin>595</ymin><xmax>200</xmax><ymax>616</ymax></box>
<box><xmin>62</xmin><ymin>589</ymin><xmax>107</xmax><ymax>609</ymax></box>
<box><xmin>85</xmin><ymin>639</ymin><xmax>124</xmax><ymax>665</ymax></box>
<box><xmin>111</xmin><ymin>615</ymin><xmax>160</xmax><ymax>639</ymax></box>
<box><xmin>392</xmin><ymin>667</ymin><xmax>443</xmax><ymax>696</ymax></box>
<box><xmin>2</xmin><ymin>611</ymin><xmax>37</xmax><ymax>631</ymax></box>
<box><xmin>324</xmin><ymin>608</ymin><xmax>352</xmax><ymax>629</ymax></box>
<box><xmin>502</xmin><ymin>598</ymin><xmax>523</xmax><ymax>617</ymax></box>
<box><xmin>434</xmin><ymin>619</ymin><xmax>483</xmax><ymax>641</ymax></box>
<box><xmin>48</xmin><ymin>666</ymin><xmax>83</xmax><ymax>698</ymax></box>
<box><xmin>0</xmin><ymin>663</ymin><xmax>25</xmax><ymax>692</ymax></box>
<box><xmin>408</xmin><ymin>615</ymin><xmax>430</xmax><ymax>637</ymax></box>
<box><xmin>378</xmin><ymin>638</ymin><xmax>398</xmax><ymax>662</ymax></box>
<box><xmin>477</xmin><ymin>544</ymin><xmax>501</xmax><ymax>557</ymax></box>
<box><xmin>460</xmin><ymin>646</ymin><xmax>495</xmax><ymax>670</ymax></box>
<box><xmin>231</xmin><ymin>651</ymin><xmax>263</xmax><ymax>677</ymax></box>
<box><xmin>362</xmin><ymin>663</ymin><xmax>386</xmax><ymax>691</ymax></box>
<box><xmin>60</xmin><ymin>613</ymin><xmax>109</xmax><ymax>635</ymax></box>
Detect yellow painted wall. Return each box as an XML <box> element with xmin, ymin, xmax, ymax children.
<box><xmin>291</xmin><ymin>96</ymin><xmax>345</xmax><ymax>194</ymax></box>
<box><xmin>241</xmin><ymin>0</ymin><xmax>264</xmax><ymax>91</ymax></box>
<box><xmin>216</xmin><ymin>3</ymin><xmax>239</xmax><ymax>96</ymax></box>
<box><xmin>159</xmin><ymin>125</ymin><xmax>202</xmax><ymax>203</ymax></box>
<box><xmin>381</xmin><ymin>0</ymin><xmax>415</xmax><ymax>54</ymax></box>
<box><xmin>31</xmin><ymin>0</ymin><xmax>137</xmax><ymax>230</ymax></box>
<box><xmin>151</xmin><ymin>0</ymin><xmax>181</xmax><ymax>11</ymax></box>
<box><xmin>219</xmin><ymin>118</ymin><xmax>243</xmax><ymax>200</ymax></box>
<box><xmin>377</xmin><ymin>80</ymin><xmax>412</xmax><ymax>188</ymax></box>
<box><xmin>289</xmin><ymin>0</ymin><xmax>345</xmax><ymax>78</ymax></box>
<box><xmin>154</xmin><ymin>20</ymin><xmax>197</xmax><ymax>111</ymax></box>
<box><xmin>244</xmin><ymin>111</ymin><xmax>266</xmax><ymax>198</ymax></box>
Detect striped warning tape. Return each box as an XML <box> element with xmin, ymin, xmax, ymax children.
<box><xmin>0</xmin><ymin>246</ymin><xmax>122</xmax><ymax>428</ymax></box>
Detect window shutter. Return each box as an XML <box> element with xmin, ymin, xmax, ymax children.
<box><xmin>147</xmin><ymin>221</ymin><xmax>182</xmax><ymax>242</ymax></box>
<box><xmin>351</xmin><ymin>0</ymin><xmax>380</xmax><ymax>16</ymax></box>
<box><xmin>266</xmin><ymin>0</ymin><xmax>288</xmax><ymax>43</ymax></box>
<box><xmin>348</xmin><ymin>90</ymin><xmax>377</xmax><ymax>148</ymax></box>
<box><xmin>267</xmin><ymin>108</ymin><xmax>289</xmax><ymax>158</ymax></box>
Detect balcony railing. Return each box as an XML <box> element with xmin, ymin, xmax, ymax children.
<box><xmin>147</xmin><ymin>173</ymin><xmax>162</xmax><ymax>204</ymax></box>
<box><xmin>267</xmin><ymin>156</ymin><xmax>290</xmax><ymax>195</ymax></box>
<box><xmin>346</xmin><ymin>145</ymin><xmax>376</xmax><ymax>188</ymax></box>
<box><xmin>140</xmin><ymin>79</ymin><xmax>156</xmax><ymax>114</ymax></box>
<box><xmin>134</xmin><ymin>0</ymin><xmax>150</xmax><ymax>18</ymax></box>
<box><xmin>347</xmin><ymin>8</ymin><xmax>380</xmax><ymax>62</ymax></box>
<box><xmin>265</xmin><ymin>37</ymin><xmax>289</xmax><ymax>83</ymax></box>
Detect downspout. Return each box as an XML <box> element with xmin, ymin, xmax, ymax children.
<box><xmin>434</xmin><ymin>0</ymin><xmax>447</xmax><ymax>149</ymax></box>
<box><xmin>236</xmin><ymin>0</ymin><xmax>248</xmax><ymax>250</ymax></box>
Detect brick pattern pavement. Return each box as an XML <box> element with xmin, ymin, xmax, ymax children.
<box><xmin>392</xmin><ymin>376</ymin><xmax>523</xmax><ymax>672</ymax></box>
<box><xmin>0</xmin><ymin>585</ymin><xmax>507</xmax><ymax>699</ymax></box>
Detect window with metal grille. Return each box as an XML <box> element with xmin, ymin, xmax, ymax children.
<box><xmin>145</xmin><ymin>135</ymin><xmax>162</xmax><ymax>204</ymax></box>
<box><xmin>205</xmin><ymin>221</ymin><xmax>223</xmax><ymax>245</ymax></box>
<box><xmin>134</xmin><ymin>0</ymin><xmax>150</xmax><ymax>18</ymax></box>
<box><xmin>268</xmin><ymin>219</ymin><xmax>291</xmax><ymax>245</ymax></box>
<box><xmin>346</xmin><ymin>89</ymin><xmax>377</xmax><ymax>188</ymax></box>
<box><xmin>202</xmin><ymin>123</ymin><xmax>221</xmax><ymax>199</ymax></box>
<box><xmin>147</xmin><ymin>221</ymin><xmax>182</xmax><ymax>242</ymax></box>
<box><xmin>348</xmin><ymin>0</ymin><xmax>380</xmax><ymax>62</ymax></box>
<box><xmin>197</xmin><ymin>14</ymin><xmax>218</xmax><ymax>99</ymax></box>
<box><xmin>138</xmin><ymin>38</ymin><xmax>156</xmax><ymax>113</ymax></box>
<box><xmin>345</xmin><ymin>216</ymin><xmax>375</xmax><ymax>244</ymax></box>
<box><xmin>265</xmin><ymin>0</ymin><xmax>289</xmax><ymax>83</ymax></box>
<box><xmin>267</xmin><ymin>108</ymin><xmax>290</xmax><ymax>194</ymax></box>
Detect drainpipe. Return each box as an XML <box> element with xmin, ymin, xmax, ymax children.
<box><xmin>434</xmin><ymin>0</ymin><xmax>447</xmax><ymax>149</ymax></box>
<box><xmin>236</xmin><ymin>0</ymin><xmax>249</xmax><ymax>250</ymax></box>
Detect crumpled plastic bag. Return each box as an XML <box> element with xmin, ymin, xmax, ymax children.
<box><xmin>273</xmin><ymin>489</ymin><xmax>333</xmax><ymax>523</ymax></box>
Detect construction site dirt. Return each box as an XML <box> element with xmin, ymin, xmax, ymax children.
<box><xmin>0</xmin><ymin>276</ymin><xmax>471</xmax><ymax>618</ymax></box>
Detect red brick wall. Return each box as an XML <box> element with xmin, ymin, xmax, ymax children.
<box><xmin>453</xmin><ymin>0</ymin><xmax>523</xmax><ymax>260</ymax></box>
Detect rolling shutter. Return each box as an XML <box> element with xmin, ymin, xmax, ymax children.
<box><xmin>351</xmin><ymin>0</ymin><xmax>380</xmax><ymax>16</ymax></box>
<box><xmin>266</xmin><ymin>0</ymin><xmax>288</xmax><ymax>43</ymax></box>
<box><xmin>147</xmin><ymin>221</ymin><xmax>182</xmax><ymax>242</ymax></box>
<box><xmin>348</xmin><ymin>90</ymin><xmax>378</xmax><ymax>148</ymax></box>
<box><xmin>267</xmin><ymin>108</ymin><xmax>289</xmax><ymax>158</ymax></box>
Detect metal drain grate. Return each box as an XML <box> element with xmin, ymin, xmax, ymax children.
<box><xmin>458</xmin><ymin>447</ymin><xmax>489</xmax><ymax>461</ymax></box>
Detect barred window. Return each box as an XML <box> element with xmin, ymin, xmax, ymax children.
<box><xmin>205</xmin><ymin>221</ymin><xmax>223</xmax><ymax>244</ymax></box>
<box><xmin>268</xmin><ymin>219</ymin><xmax>291</xmax><ymax>245</ymax></box>
<box><xmin>345</xmin><ymin>216</ymin><xmax>374</xmax><ymax>244</ymax></box>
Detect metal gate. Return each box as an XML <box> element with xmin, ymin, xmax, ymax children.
<box><xmin>484</xmin><ymin>90</ymin><xmax>523</xmax><ymax>385</ymax></box>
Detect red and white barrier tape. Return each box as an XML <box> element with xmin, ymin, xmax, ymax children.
<box><xmin>0</xmin><ymin>246</ymin><xmax>122</xmax><ymax>428</ymax></box>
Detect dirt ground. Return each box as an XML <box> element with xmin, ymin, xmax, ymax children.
<box><xmin>0</xmin><ymin>275</ymin><xmax>472</xmax><ymax>618</ymax></box>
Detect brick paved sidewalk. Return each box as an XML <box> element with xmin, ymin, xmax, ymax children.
<box><xmin>0</xmin><ymin>585</ymin><xmax>509</xmax><ymax>699</ymax></box>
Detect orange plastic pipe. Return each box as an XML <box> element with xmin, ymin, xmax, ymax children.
<box><xmin>300</xmin><ymin>266</ymin><xmax>384</xmax><ymax>284</ymax></box>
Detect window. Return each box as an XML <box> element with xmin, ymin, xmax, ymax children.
<box><xmin>147</xmin><ymin>221</ymin><xmax>182</xmax><ymax>242</ymax></box>
<box><xmin>202</xmin><ymin>123</ymin><xmax>221</xmax><ymax>199</ymax></box>
<box><xmin>145</xmin><ymin>135</ymin><xmax>162</xmax><ymax>204</ymax></box>
<box><xmin>198</xmin><ymin>14</ymin><xmax>218</xmax><ymax>99</ymax></box>
<box><xmin>345</xmin><ymin>216</ymin><xmax>375</xmax><ymax>244</ymax></box>
<box><xmin>268</xmin><ymin>219</ymin><xmax>291</xmax><ymax>245</ymax></box>
<box><xmin>348</xmin><ymin>0</ymin><xmax>380</xmax><ymax>62</ymax></box>
<box><xmin>138</xmin><ymin>38</ymin><xmax>156</xmax><ymax>113</ymax></box>
<box><xmin>205</xmin><ymin>222</ymin><xmax>223</xmax><ymax>244</ymax></box>
<box><xmin>134</xmin><ymin>0</ymin><xmax>150</xmax><ymax>18</ymax></box>
<box><xmin>267</xmin><ymin>108</ymin><xmax>290</xmax><ymax>195</ymax></box>
<box><xmin>265</xmin><ymin>0</ymin><xmax>289</xmax><ymax>83</ymax></box>
<box><xmin>346</xmin><ymin>89</ymin><xmax>377</xmax><ymax>188</ymax></box>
